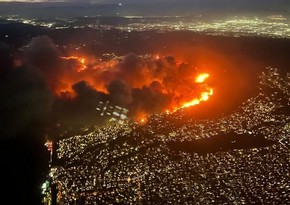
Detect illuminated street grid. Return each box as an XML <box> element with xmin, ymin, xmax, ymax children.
<box><xmin>2</xmin><ymin>15</ymin><xmax>290</xmax><ymax>39</ymax></box>
<box><xmin>51</xmin><ymin>67</ymin><xmax>290</xmax><ymax>204</ymax></box>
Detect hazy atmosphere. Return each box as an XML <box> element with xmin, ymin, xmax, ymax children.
<box><xmin>0</xmin><ymin>1</ymin><xmax>289</xmax><ymax>205</ymax></box>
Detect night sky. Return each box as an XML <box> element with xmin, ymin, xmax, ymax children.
<box><xmin>0</xmin><ymin>0</ymin><xmax>288</xmax><ymax>5</ymax></box>
<box><xmin>0</xmin><ymin>0</ymin><xmax>289</xmax><ymax>14</ymax></box>
<box><xmin>0</xmin><ymin>0</ymin><xmax>289</xmax><ymax>18</ymax></box>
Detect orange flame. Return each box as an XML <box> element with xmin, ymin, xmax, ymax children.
<box><xmin>61</xmin><ymin>56</ymin><xmax>86</xmax><ymax>72</ymax></box>
<box><xmin>136</xmin><ymin>113</ymin><xmax>148</xmax><ymax>124</ymax></box>
<box><xmin>181</xmin><ymin>88</ymin><xmax>214</xmax><ymax>108</ymax></box>
<box><xmin>58</xmin><ymin>55</ymin><xmax>214</xmax><ymax>119</ymax></box>
<box><xmin>56</xmin><ymin>55</ymin><xmax>116</xmax><ymax>96</ymax></box>
<box><xmin>180</xmin><ymin>73</ymin><xmax>213</xmax><ymax>109</ymax></box>
<box><xmin>195</xmin><ymin>73</ymin><xmax>209</xmax><ymax>83</ymax></box>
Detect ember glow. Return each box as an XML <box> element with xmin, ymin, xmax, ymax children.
<box><xmin>181</xmin><ymin>88</ymin><xmax>214</xmax><ymax>108</ymax></box>
<box><xmin>195</xmin><ymin>73</ymin><xmax>209</xmax><ymax>83</ymax></box>
<box><xmin>180</xmin><ymin>73</ymin><xmax>213</xmax><ymax>109</ymax></box>
<box><xmin>60</xmin><ymin>56</ymin><xmax>86</xmax><ymax>72</ymax></box>
<box><xmin>57</xmin><ymin>54</ymin><xmax>214</xmax><ymax>119</ymax></box>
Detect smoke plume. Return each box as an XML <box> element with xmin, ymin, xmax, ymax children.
<box><xmin>1</xmin><ymin>36</ymin><xmax>212</xmax><ymax>137</ymax></box>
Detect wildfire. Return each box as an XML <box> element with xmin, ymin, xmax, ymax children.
<box><xmin>136</xmin><ymin>114</ymin><xmax>148</xmax><ymax>124</ymax></box>
<box><xmin>137</xmin><ymin>72</ymin><xmax>214</xmax><ymax>123</ymax></box>
<box><xmin>180</xmin><ymin>73</ymin><xmax>213</xmax><ymax>109</ymax></box>
<box><xmin>181</xmin><ymin>88</ymin><xmax>214</xmax><ymax>108</ymax></box>
<box><xmin>195</xmin><ymin>73</ymin><xmax>209</xmax><ymax>83</ymax></box>
<box><xmin>61</xmin><ymin>56</ymin><xmax>86</xmax><ymax>72</ymax></box>
<box><xmin>57</xmin><ymin>54</ymin><xmax>214</xmax><ymax>121</ymax></box>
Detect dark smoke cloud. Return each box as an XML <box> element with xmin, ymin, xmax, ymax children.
<box><xmin>51</xmin><ymin>51</ymin><xmax>203</xmax><ymax>126</ymax></box>
<box><xmin>0</xmin><ymin>40</ymin><xmax>55</xmax><ymax>205</ymax></box>
<box><xmin>0</xmin><ymin>41</ymin><xmax>53</xmax><ymax>140</ymax></box>
<box><xmin>72</xmin><ymin>80</ymin><xmax>108</xmax><ymax>117</ymax></box>
<box><xmin>115</xmin><ymin>53</ymin><xmax>148</xmax><ymax>87</ymax></box>
<box><xmin>0</xmin><ymin>42</ymin><xmax>13</xmax><ymax>75</ymax></box>
<box><xmin>1</xmin><ymin>35</ymin><xmax>206</xmax><ymax>137</ymax></box>
<box><xmin>131</xmin><ymin>85</ymin><xmax>172</xmax><ymax>116</ymax></box>
<box><xmin>107</xmin><ymin>80</ymin><xmax>133</xmax><ymax>107</ymax></box>
<box><xmin>51</xmin><ymin>81</ymin><xmax>110</xmax><ymax>130</ymax></box>
<box><xmin>23</xmin><ymin>35</ymin><xmax>64</xmax><ymax>91</ymax></box>
<box><xmin>47</xmin><ymin>55</ymin><xmax>161</xmax><ymax>126</ymax></box>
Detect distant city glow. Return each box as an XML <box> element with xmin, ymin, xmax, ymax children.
<box><xmin>3</xmin><ymin>15</ymin><xmax>289</xmax><ymax>39</ymax></box>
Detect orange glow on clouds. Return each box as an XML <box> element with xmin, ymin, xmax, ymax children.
<box><xmin>58</xmin><ymin>55</ymin><xmax>214</xmax><ymax>119</ymax></box>
<box><xmin>60</xmin><ymin>56</ymin><xmax>86</xmax><ymax>72</ymax></box>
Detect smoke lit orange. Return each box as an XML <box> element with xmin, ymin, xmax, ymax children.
<box><xmin>178</xmin><ymin>73</ymin><xmax>213</xmax><ymax>109</ymax></box>
<box><xmin>61</xmin><ymin>56</ymin><xmax>86</xmax><ymax>72</ymax></box>
<box><xmin>57</xmin><ymin>54</ymin><xmax>214</xmax><ymax>120</ymax></box>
